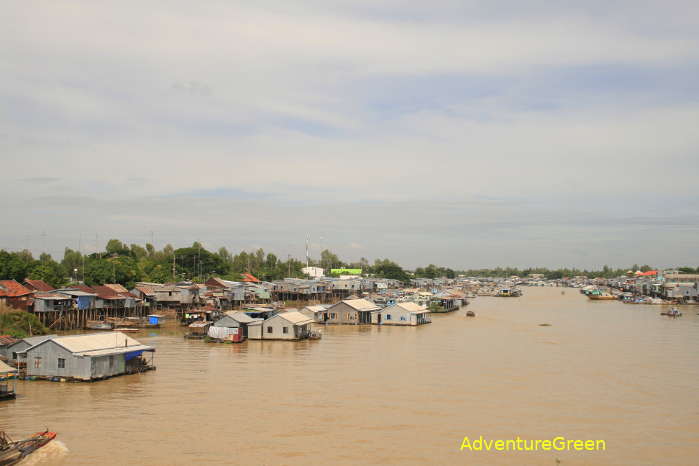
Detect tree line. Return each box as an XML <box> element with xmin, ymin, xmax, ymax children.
<box><xmin>0</xmin><ymin>239</ymin><xmax>688</xmax><ymax>290</ymax></box>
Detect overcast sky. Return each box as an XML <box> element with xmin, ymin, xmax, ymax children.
<box><xmin>2</xmin><ymin>1</ymin><xmax>698</xmax><ymax>269</ymax></box>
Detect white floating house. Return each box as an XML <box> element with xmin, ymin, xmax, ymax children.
<box><xmin>372</xmin><ymin>302</ymin><xmax>431</xmax><ymax>326</ymax></box>
<box><xmin>18</xmin><ymin>332</ymin><xmax>155</xmax><ymax>381</ymax></box>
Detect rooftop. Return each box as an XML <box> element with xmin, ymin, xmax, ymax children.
<box><xmin>23</xmin><ymin>279</ymin><xmax>55</xmax><ymax>292</ymax></box>
<box><xmin>0</xmin><ymin>280</ymin><xmax>33</xmax><ymax>297</ymax></box>
<box><xmin>275</xmin><ymin>311</ymin><xmax>313</xmax><ymax>325</ymax></box>
<box><xmin>341</xmin><ymin>298</ymin><xmax>381</xmax><ymax>312</ymax></box>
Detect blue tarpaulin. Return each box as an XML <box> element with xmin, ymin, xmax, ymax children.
<box><xmin>125</xmin><ymin>350</ymin><xmax>144</xmax><ymax>361</ymax></box>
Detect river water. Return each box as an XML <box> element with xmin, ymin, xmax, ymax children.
<box><xmin>2</xmin><ymin>287</ymin><xmax>698</xmax><ymax>465</ymax></box>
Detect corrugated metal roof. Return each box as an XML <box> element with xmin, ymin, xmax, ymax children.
<box><xmin>0</xmin><ymin>280</ymin><xmax>33</xmax><ymax>297</ymax></box>
<box><xmin>275</xmin><ymin>311</ymin><xmax>313</xmax><ymax>325</ymax></box>
<box><xmin>0</xmin><ymin>360</ymin><xmax>17</xmax><ymax>373</ymax></box>
<box><xmin>395</xmin><ymin>302</ymin><xmax>429</xmax><ymax>313</ymax></box>
<box><xmin>14</xmin><ymin>334</ymin><xmax>57</xmax><ymax>348</ymax></box>
<box><xmin>303</xmin><ymin>305</ymin><xmax>328</xmax><ymax>312</ymax></box>
<box><xmin>76</xmin><ymin>344</ymin><xmax>154</xmax><ymax>357</ymax></box>
<box><xmin>34</xmin><ymin>292</ymin><xmax>72</xmax><ymax>300</ymax></box>
<box><xmin>104</xmin><ymin>284</ymin><xmax>129</xmax><ymax>293</ymax></box>
<box><xmin>49</xmin><ymin>332</ymin><xmax>144</xmax><ymax>353</ymax></box>
<box><xmin>54</xmin><ymin>289</ymin><xmax>97</xmax><ymax>297</ymax></box>
<box><xmin>342</xmin><ymin>298</ymin><xmax>381</xmax><ymax>311</ymax></box>
<box><xmin>24</xmin><ymin>279</ymin><xmax>54</xmax><ymax>292</ymax></box>
<box><xmin>0</xmin><ymin>335</ymin><xmax>19</xmax><ymax>346</ymax></box>
<box><xmin>135</xmin><ymin>285</ymin><xmax>156</xmax><ymax>296</ymax></box>
<box><xmin>223</xmin><ymin>311</ymin><xmax>259</xmax><ymax>323</ymax></box>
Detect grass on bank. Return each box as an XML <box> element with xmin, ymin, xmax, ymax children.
<box><xmin>0</xmin><ymin>302</ymin><xmax>49</xmax><ymax>338</ymax></box>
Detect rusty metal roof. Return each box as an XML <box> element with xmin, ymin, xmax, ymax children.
<box><xmin>23</xmin><ymin>279</ymin><xmax>55</xmax><ymax>292</ymax></box>
<box><xmin>0</xmin><ymin>280</ymin><xmax>33</xmax><ymax>297</ymax></box>
<box><xmin>0</xmin><ymin>335</ymin><xmax>20</xmax><ymax>346</ymax></box>
<box><xmin>104</xmin><ymin>284</ymin><xmax>129</xmax><ymax>293</ymax></box>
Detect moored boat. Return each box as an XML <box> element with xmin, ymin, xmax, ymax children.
<box><xmin>0</xmin><ymin>430</ymin><xmax>57</xmax><ymax>466</ymax></box>
<box><xmin>85</xmin><ymin>320</ymin><xmax>113</xmax><ymax>330</ymax></box>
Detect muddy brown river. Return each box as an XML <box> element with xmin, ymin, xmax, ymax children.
<box><xmin>2</xmin><ymin>287</ymin><xmax>698</xmax><ymax>465</ymax></box>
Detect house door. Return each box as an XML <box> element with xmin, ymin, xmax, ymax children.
<box><xmin>377</xmin><ymin>313</ymin><xmax>382</xmax><ymax>324</ymax></box>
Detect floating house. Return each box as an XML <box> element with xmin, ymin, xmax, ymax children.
<box><xmin>299</xmin><ymin>304</ymin><xmax>329</xmax><ymax>323</ymax></box>
<box><xmin>248</xmin><ymin>311</ymin><xmax>313</xmax><ymax>340</ymax></box>
<box><xmin>324</xmin><ymin>298</ymin><xmax>381</xmax><ymax>325</ymax></box>
<box><xmin>5</xmin><ymin>335</ymin><xmax>57</xmax><ymax>362</ymax></box>
<box><xmin>0</xmin><ymin>336</ymin><xmax>20</xmax><ymax>361</ymax></box>
<box><xmin>372</xmin><ymin>302</ymin><xmax>431</xmax><ymax>326</ymax></box>
<box><xmin>0</xmin><ymin>360</ymin><xmax>17</xmax><ymax>401</ymax></box>
<box><xmin>213</xmin><ymin>311</ymin><xmax>261</xmax><ymax>338</ymax></box>
<box><xmin>18</xmin><ymin>332</ymin><xmax>155</xmax><ymax>381</ymax></box>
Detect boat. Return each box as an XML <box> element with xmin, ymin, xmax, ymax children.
<box><xmin>466</xmin><ymin>310</ymin><xmax>476</xmax><ymax>317</ymax></box>
<box><xmin>0</xmin><ymin>430</ymin><xmax>57</xmax><ymax>465</ymax></box>
<box><xmin>660</xmin><ymin>308</ymin><xmax>682</xmax><ymax>317</ymax></box>
<box><xmin>85</xmin><ymin>320</ymin><xmax>113</xmax><ymax>330</ymax></box>
<box><xmin>112</xmin><ymin>327</ymin><xmax>140</xmax><ymax>333</ymax></box>
<box><xmin>587</xmin><ymin>294</ymin><xmax>617</xmax><ymax>300</ymax></box>
<box><xmin>495</xmin><ymin>288</ymin><xmax>522</xmax><ymax>297</ymax></box>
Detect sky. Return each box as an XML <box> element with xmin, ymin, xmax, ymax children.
<box><xmin>1</xmin><ymin>1</ymin><xmax>698</xmax><ymax>269</ymax></box>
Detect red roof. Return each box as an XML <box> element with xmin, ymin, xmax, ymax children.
<box><xmin>73</xmin><ymin>284</ymin><xmax>98</xmax><ymax>294</ymax></box>
<box><xmin>0</xmin><ymin>280</ymin><xmax>33</xmax><ymax>297</ymax></box>
<box><xmin>91</xmin><ymin>285</ymin><xmax>120</xmax><ymax>299</ymax></box>
<box><xmin>241</xmin><ymin>273</ymin><xmax>260</xmax><ymax>283</ymax></box>
<box><xmin>636</xmin><ymin>270</ymin><xmax>658</xmax><ymax>276</ymax></box>
<box><xmin>24</xmin><ymin>279</ymin><xmax>55</xmax><ymax>292</ymax></box>
<box><xmin>0</xmin><ymin>335</ymin><xmax>20</xmax><ymax>346</ymax></box>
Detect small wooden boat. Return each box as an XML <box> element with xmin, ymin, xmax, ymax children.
<box><xmin>660</xmin><ymin>308</ymin><xmax>682</xmax><ymax>317</ymax></box>
<box><xmin>0</xmin><ymin>430</ymin><xmax>57</xmax><ymax>465</ymax></box>
<box><xmin>85</xmin><ymin>320</ymin><xmax>113</xmax><ymax>330</ymax></box>
<box><xmin>113</xmin><ymin>327</ymin><xmax>140</xmax><ymax>333</ymax></box>
<box><xmin>466</xmin><ymin>310</ymin><xmax>476</xmax><ymax>317</ymax></box>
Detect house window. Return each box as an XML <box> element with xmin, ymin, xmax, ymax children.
<box><xmin>267</xmin><ymin>326</ymin><xmax>273</xmax><ymax>333</ymax></box>
<box><xmin>386</xmin><ymin>314</ymin><xmax>391</xmax><ymax>320</ymax></box>
<box><xmin>283</xmin><ymin>327</ymin><xmax>288</xmax><ymax>334</ymax></box>
<box><xmin>400</xmin><ymin>316</ymin><xmax>406</xmax><ymax>321</ymax></box>
<box><xmin>12</xmin><ymin>352</ymin><xmax>17</xmax><ymax>360</ymax></box>
<box><xmin>330</xmin><ymin>313</ymin><xmax>336</xmax><ymax>319</ymax></box>
<box><xmin>109</xmin><ymin>356</ymin><xmax>114</xmax><ymax>368</ymax></box>
<box><xmin>34</xmin><ymin>357</ymin><xmax>42</xmax><ymax>368</ymax></box>
<box><xmin>58</xmin><ymin>358</ymin><xmax>65</xmax><ymax>368</ymax></box>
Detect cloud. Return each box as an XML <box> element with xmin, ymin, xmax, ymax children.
<box><xmin>1</xmin><ymin>1</ymin><xmax>698</xmax><ymax>268</ymax></box>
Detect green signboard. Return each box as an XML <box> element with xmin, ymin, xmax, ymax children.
<box><xmin>330</xmin><ymin>268</ymin><xmax>362</xmax><ymax>275</ymax></box>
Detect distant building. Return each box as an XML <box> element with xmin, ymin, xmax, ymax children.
<box><xmin>302</xmin><ymin>267</ymin><xmax>324</xmax><ymax>278</ymax></box>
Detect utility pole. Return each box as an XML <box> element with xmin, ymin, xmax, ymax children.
<box><xmin>305</xmin><ymin>236</ymin><xmax>310</xmax><ymax>269</ymax></box>
<box><xmin>172</xmin><ymin>254</ymin><xmax>176</xmax><ymax>281</ymax></box>
<box><xmin>41</xmin><ymin>231</ymin><xmax>47</xmax><ymax>262</ymax></box>
<box><xmin>288</xmin><ymin>254</ymin><xmax>291</xmax><ymax>277</ymax></box>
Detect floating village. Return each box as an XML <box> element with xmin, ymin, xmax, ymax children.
<box><xmin>1</xmin><ymin>267</ymin><xmax>696</xmax><ymax>387</ymax></box>
<box><xmin>1</xmin><ymin>266</ymin><xmax>697</xmax><ymax>461</ymax></box>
